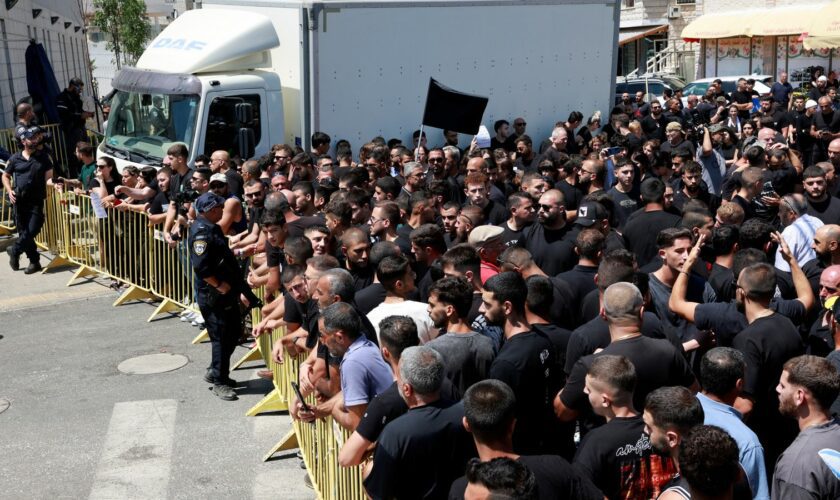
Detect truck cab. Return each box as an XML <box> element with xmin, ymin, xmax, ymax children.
<box><xmin>99</xmin><ymin>10</ymin><xmax>283</xmax><ymax>170</ymax></box>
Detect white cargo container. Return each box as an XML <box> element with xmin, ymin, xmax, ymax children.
<box><xmin>100</xmin><ymin>0</ymin><xmax>620</xmax><ymax>167</ymax></box>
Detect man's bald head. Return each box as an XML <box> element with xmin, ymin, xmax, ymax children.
<box><xmin>341</xmin><ymin>227</ymin><xmax>369</xmax><ymax>246</ymax></box>
<box><xmin>757</xmin><ymin>128</ymin><xmax>776</xmax><ymax>144</ymax></box>
<box><xmin>16</xmin><ymin>102</ymin><xmax>32</xmax><ymax>119</ymax></box>
<box><xmin>822</xmin><ymin>265</ymin><xmax>840</xmax><ymax>286</ymax></box>
<box><xmin>212</xmin><ymin>150</ymin><xmax>230</xmax><ymax>162</ymax></box>
<box><xmin>817</xmin><ymin>224</ymin><xmax>840</xmax><ymax>244</ymax></box>
<box><xmin>466</xmin><ymin>157</ymin><xmax>486</xmax><ymax>173</ymax></box>
<box><xmin>820</xmin><ymin>96</ymin><xmax>833</xmax><ymax>107</ymax></box>
<box><xmin>603</xmin><ymin>282</ymin><xmax>643</xmax><ymax>326</ymax></box>
<box><xmin>542</xmin><ymin>189</ymin><xmax>564</xmax><ymax>205</ymax></box>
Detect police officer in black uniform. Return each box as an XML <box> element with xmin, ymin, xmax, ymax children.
<box><xmin>189</xmin><ymin>192</ymin><xmax>260</xmax><ymax>401</ymax></box>
<box><xmin>2</xmin><ymin>126</ymin><xmax>53</xmax><ymax>274</ymax></box>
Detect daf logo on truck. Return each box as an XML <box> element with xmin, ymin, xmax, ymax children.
<box><xmin>150</xmin><ymin>38</ymin><xmax>207</xmax><ymax>51</ymax></box>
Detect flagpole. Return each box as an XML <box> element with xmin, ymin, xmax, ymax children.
<box><xmin>415</xmin><ymin>124</ymin><xmax>424</xmax><ymax>162</ymax></box>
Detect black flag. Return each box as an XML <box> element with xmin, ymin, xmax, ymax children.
<box><xmin>421</xmin><ymin>78</ymin><xmax>489</xmax><ymax>135</ymax></box>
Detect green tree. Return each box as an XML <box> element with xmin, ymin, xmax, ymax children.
<box><xmin>91</xmin><ymin>0</ymin><xmax>150</xmax><ymax>69</ymax></box>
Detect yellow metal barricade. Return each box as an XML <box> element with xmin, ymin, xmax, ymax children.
<box><xmin>0</xmin><ymin>164</ymin><xmax>15</xmax><ymax>235</ymax></box>
<box><xmin>61</xmin><ymin>190</ymin><xmax>104</xmax><ymax>284</ymax></box>
<box><xmin>147</xmin><ymin>223</ymin><xmax>196</xmax><ymax>322</ymax></box>
<box><xmin>98</xmin><ymin>203</ymin><xmax>158</xmax><ymax>306</ymax></box>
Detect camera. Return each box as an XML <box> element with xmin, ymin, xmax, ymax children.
<box><xmin>173</xmin><ymin>189</ymin><xmax>200</xmax><ymax>205</ymax></box>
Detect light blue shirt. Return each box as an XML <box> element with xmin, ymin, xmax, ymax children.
<box><xmin>340</xmin><ymin>336</ymin><xmax>393</xmax><ymax>407</ymax></box>
<box><xmin>775</xmin><ymin>213</ymin><xmax>823</xmax><ymax>272</ymax></box>
<box><xmin>697</xmin><ymin>393</ymin><xmax>770</xmax><ymax>500</ymax></box>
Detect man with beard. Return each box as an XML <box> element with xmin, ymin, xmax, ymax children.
<box><xmin>810</xmin><ymin>96</ymin><xmax>840</xmax><ymax>163</ymax></box>
<box><xmin>340</xmin><ymin>228</ymin><xmax>374</xmax><ymax>290</ymax></box>
<box><xmin>519</xmin><ymin>189</ymin><xmax>578</xmax><ymax>276</ymax></box>
<box><xmin>367</xmin><ymin>255</ymin><xmax>437</xmax><ymax>344</ymax></box>
<box><xmin>513</xmin><ymin>135</ymin><xmax>540</xmax><ymax>172</ymax></box>
<box><xmin>641</xmin><ymin>101</ymin><xmax>669</xmax><ymax>143</ymax></box>
<box><xmin>439</xmin><ymin>201</ymin><xmax>460</xmax><ymax>247</ymax></box>
<box><xmin>427</xmin><ymin>147</ymin><xmax>463</xmax><ymax>204</ymax></box>
<box><xmin>425</xmin><ymin>276</ymin><xmax>495</xmax><ymax>396</ymax></box>
<box><xmin>773</xmin><ymin>355</ymin><xmax>840</xmax><ymax>499</ymax></box>
<box><xmin>499</xmin><ymin>192</ymin><xmax>535</xmax><ymax>248</ymax></box>
<box><xmin>730</xmin><ymin>262</ymin><xmax>805</xmax><ymax>471</ymax></box>
<box><xmin>642</xmin><ymin>387</ymin><xmax>706</xmax><ymax>498</ymax></box>
<box><xmin>577</xmin><ymin>159</ymin><xmax>606</xmax><ymax>196</ymax></box>
<box><xmin>369</xmin><ymin>201</ymin><xmax>401</xmax><ymax>245</ymax></box>
<box><xmin>825</xmin><ymin>140</ymin><xmax>840</xmax><ymax>197</ymax></box>
<box><xmin>410</xmin><ymin>223</ymin><xmax>447</xmax><ymax>301</ymax></box>
<box><xmin>294</xmin><ymin>302</ymin><xmax>392</xmax><ymax>432</ymax></box>
<box><xmin>606</xmin><ymin>159</ymin><xmax>639</xmax><ymax>230</ymax></box>
<box><xmin>483</xmin><ymin>272</ymin><xmax>565</xmax><ymax>455</ymax></box>
<box><xmin>803</xmin><ymin>265</ymin><xmax>840</xmax><ymax>357</ymax></box>
<box><xmin>672</xmin><ymin>161</ymin><xmax>721</xmax><ymax>214</ymax></box>
<box><xmin>398</xmin><ymin>161</ymin><xmax>427</xmax><ymax>202</ymax></box>
<box><xmin>454</xmin><ymin>205</ymin><xmax>483</xmax><ymax>245</ymax></box>
<box><xmin>803</xmin><ymin>166</ymin><xmax>840</xmax><ymax>225</ymax></box>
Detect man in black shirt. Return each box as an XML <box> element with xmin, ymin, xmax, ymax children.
<box><xmin>730</xmin><ymin>78</ymin><xmax>754</xmax><ymax>122</ymax></box>
<box><xmin>484</xmin><ymin>272</ymin><xmax>565</xmax><ymax>455</ymax></box>
<box><xmin>810</xmin><ymin>96</ymin><xmax>840</xmax><ymax>163</ymax></box>
<box><xmin>622</xmin><ymin>177</ymin><xmax>681</xmax><ymax>267</ymax></box>
<box><xmin>641</xmin><ymin>101</ymin><xmax>668</xmax><ymax>143</ymax></box>
<box><xmin>730</xmin><ymin>259</ymin><xmax>805</xmax><ymax>470</ymax></box>
<box><xmin>498</xmin><ymin>192</ymin><xmax>535</xmax><ymax>248</ymax></box>
<box><xmin>519</xmin><ymin>189</ymin><xmax>578</xmax><ymax>275</ymax></box>
<box><xmin>606</xmin><ymin>160</ymin><xmax>639</xmax><ymax>230</ymax></box>
<box><xmin>803</xmin><ymin>165</ymin><xmax>840</xmax><ymax>225</ymax></box>
<box><xmin>2</xmin><ymin>127</ymin><xmax>53</xmax><ymax>273</ymax></box>
<box><xmin>449</xmin><ymin>380</ymin><xmax>603</xmax><ymax>500</ymax></box>
<box><xmin>574</xmin><ymin>355</ymin><xmax>670</xmax><ymax>500</ymax></box>
<box><xmin>513</xmin><ymin>135</ymin><xmax>540</xmax><ymax>172</ymax></box>
<box><xmin>463</xmin><ymin>172</ymin><xmax>507</xmax><ymax>226</ymax></box>
<box><xmin>557</xmin><ymin>227</ymin><xmax>602</xmax><ymax>323</ymax></box>
<box><xmin>642</xmin><ymin>386</ymin><xmax>705</xmax><ymax>498</ymax></box>
<box><xmin>672</xmin><ymin>160</ymin><xmax>721</xmax><ymax>215</ymax></box>
<box><xmin>555</xmin><ymin>282</ymin><xmax>696</xmax><ymax>423</ymax></box>
<box><xmin>339</xmin><ymin>228</ymin><xmax>374</xmax><ymax>290</ymax></box>
<box><xmin>364</xmin><ymin>346</ymin><xmax>475</xmax><ymax>500</ymax></box>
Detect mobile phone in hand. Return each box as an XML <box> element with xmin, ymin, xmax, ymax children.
<box><xmin>291</xmin><ymin>382</ymin><xmax>312</xmax><ymax>412</ymax></box>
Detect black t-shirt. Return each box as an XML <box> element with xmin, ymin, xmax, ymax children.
<box><xmin>730</xmin><ymin>90</ymin><xmax>753</xmax><ymax>121</ymax></box>
<box><xmin>562</xmin><ymin>336</ymin><xmax>695</xmax><ymax>413</ymax></box>
<box><xmin>806</xmin><ymin>196</ymin><xmax>840</xmax><ymax>225</ymax></box>
<box><xmin>355</xmin><ymin>283</ymin><xmax>386</xmax><ymax>315</ymax></box>
<box><xmin>707</xmin><ymin>262</ymin><xmax>735</xmax><ymax>302</ymax></box>
<box><xmin>556</xmin><ymin>179</ymin><xmax>585</xmax><ymax>211</ymax></box>
<box><xmin>478</xmin><ymin>199</ymin><xmax>508</xmax><ymax>226</ymax></box>
<box><xmin>694</xmin><ymin>299</ymin><xmax>806</xmax><ymax>348</ymax></box>
<box><xmin>287</xmin><ymin>215</ymin><xmax>323</xmax><ymax>238</ymax></box>
<box><xmin>641</xmin><ymin>113</ymin><xmax>668</xmax><ymax>142</ymax></box>
<box><xmin>730</xmin><ymin>194</ymin><xmax>757</xmax><ymax>221</ymax></box>
<box><xmin>489</xmin><ymin>330</ymin><xmax>567</xmax><ymax>456</ymax></box>
<box><xmin>364</xmin><ymin>400</ymin><xmax>475</xmax><ymax>500</ymax></box>
<box><xmin>347</xmin><ymin>264</ymin><xmax>374</xmax><ymax>291</ymax></box>
<box><xmin>622</xmin><ymin>210</ymin><xmax>682</xmax><ymax>266</ymax></box>
<box><xmin>169</xmin><ymin>167</ymin><xmax>194</xmax><ymax>199</ymax></box>
<box><xmin>265</xmin><ymin>240</ymin><xmax>284</xmax><ymax>268</ymax></box>
<box><xmin>5</xmin><ymin>150</ymin><xmax>52</xmax><ymax>202</ymax></box>
<box><xmin>548</xmin><ymin>276</ymin><xmax>578</xmax><ymax>331</ymax></box>
<box><xmin>520</xmin><ymin>223</ymin><xmax>578</xmax><ymax>276</ymax></box>
<box><xmin>90</xmin><ymin>177</ymin><xmax>119</xmax><ymax>197</ymax></box>
<box><xmin>148</xmin><ymin>189</ymin><xmax>170</xmax><ymax>216</ymax></box>
<box><xmin>606</xmin><ymin>187</ymin><xmax>639</xmax><ymax>230</ymax></box>
<box><xmin>563</xmin><ymin>312</ymin><xmax>671</xmax><ymax>374</ymax></box>
<box><xmin>557</xmin><ymin>264</ymin><xmax>598</xmax><ymax>327</ymax></box>
<box><xmin>732</xmin><ymin>313</ymin><xmax>804</xmax><ymax>414</ymax></box>
<box><xmin>573</xmin><ymin>415</ymin><xmax>676</xmax><ymax>500</ymax></box>
<box><xmin>449</xmin><ymin>454</ymin><xmax>604</xmax><ymax>500</ymax></box>
<box><xmin>499</xmin><ymin>221</ymin><xmax>529</xmax><ymax>248</ymax></box>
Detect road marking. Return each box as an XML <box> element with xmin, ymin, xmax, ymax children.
<box><xmin>89</xmin><ymin>400</ymin><xmax>177</xmax><ymax>500</ymax></box>
<box><xmin>0</xmin><ymin>287</ymin><xmax>112</xmax><ymax>312</ymax></box>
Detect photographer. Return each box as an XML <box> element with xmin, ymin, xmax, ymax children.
<box><xmin>2</xmin><ymin>126</ymin><xmax>53</xmax><ymax>274</ymax></box>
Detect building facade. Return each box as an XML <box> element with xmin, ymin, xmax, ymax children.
<box><xmin>0</xmin><ymin>0</ymin><xmax>90</xmax><ymax>129</ymax></box>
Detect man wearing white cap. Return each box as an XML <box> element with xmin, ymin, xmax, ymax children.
<box><xmin>208</xmin><ymin>172</ymin><xmax>245</xmax><ymax>235</ymax></box>
<box><xmin>809</xmin><ymin>74</ymin><xmax>829</xmax><ymax>102</ymax></box>
<box><xmin>468</xmin><ymin>225</ymin><xmax>506</xmax><ymax>284</ymax></box>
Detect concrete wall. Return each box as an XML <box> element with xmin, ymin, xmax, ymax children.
<box><xmin>0</xmin><ymin>0</ymin><xmax>90</xmax><ymax>129</ymax></box>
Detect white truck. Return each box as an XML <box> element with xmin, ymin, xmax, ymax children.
<box><xmin>99</xmin><ymin>0</ymin><xmax>620</xmax><ymax>168</ymax></box>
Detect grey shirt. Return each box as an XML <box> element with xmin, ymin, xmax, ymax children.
<box><xmin>772</xmin><ymin>418</ymin><xmax>840</xmax><ymax>500</ymax></box>
<box><xmin>426</xmin><ymin>331</ymin><xmax>496</xmax><ymax>397</ymax></box>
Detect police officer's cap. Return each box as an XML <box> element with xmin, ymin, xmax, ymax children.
<box><xmin>194</xmin><ymin>192</ymin><xmax>225</xmax><ymax>213</ymax></box>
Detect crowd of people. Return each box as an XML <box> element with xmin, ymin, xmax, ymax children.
<box><xmin>6</xmin><ymin>70</ymin><xmax>840</xmax><ymax>499</ymax></box>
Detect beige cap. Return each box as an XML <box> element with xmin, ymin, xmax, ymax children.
<box><xmin>468</xmin><ymin>225</ymin><xmax>504</xmax><ymax>247</ymax></box>
<box><xmin>209</xmin><ymin>173</ymin><xmax>227</xmax><ymax>184</ymax></box>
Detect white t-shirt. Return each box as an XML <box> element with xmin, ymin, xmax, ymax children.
<box><xmin>366</xmin><ymin>300</ymin><xmax>438</xmax><ymax>344</ymax></box>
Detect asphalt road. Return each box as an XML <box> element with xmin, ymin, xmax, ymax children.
<box><xmin>0</xmin><ymin>240</ymin><xmax>314</xmax><ymax>499</ymax></box>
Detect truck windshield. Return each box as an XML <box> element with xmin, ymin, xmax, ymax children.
<box><xmin>104</xmin><ymin>91</ymin><xmax>199</xmax><ymax>163</ymax></box>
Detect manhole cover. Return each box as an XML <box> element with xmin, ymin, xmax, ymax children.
<box><xmin>0</xmin><ymin>399</ymin><xmax>9</xmax><ymax>415</ymax></box>
<box><xmin>118</xmin><ymin>353</ymin><xmax>189</xmax><ymax>375</ymax></box>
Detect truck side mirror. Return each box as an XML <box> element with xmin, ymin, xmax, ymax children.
<box><xmin>238</xmin><ymin>128</ymin><xmax>255</xmax><ymax>160</ymax></box>
<box><xmin>235</xmin><ymin>103</ymin><xmax>253</xmax><ymax>125</ymax></box>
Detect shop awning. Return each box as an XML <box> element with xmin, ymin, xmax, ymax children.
<box><xmin>805</xmin><ymin>1</ymin><xmax>840</xmax><ymax>38</ymax></box>
<box><xmin>751</xmin><ymin>4</ymin><xmax>824</xmax><ymax>36</ymax></box>
<box><xmin>681</xmin><ymin>10</ymin><xmax>751</xmax><ymax>40</ymax></box>
<box><xmin>682</xmin><ymin>3</ymin><xmax>827</xmax><ymax>40</ymax></box>
<box><xmin>803</xmin><ymin>35</ymin><xmax>840</xmax><ymax>50</ymax></box>
<box><xmin>619</xmin><ymin>25</ymin><xmax>668</xmax><ymax>46</ymax></box>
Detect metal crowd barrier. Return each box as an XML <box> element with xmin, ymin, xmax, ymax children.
<box><xmin>2</xmin><ymin>179</ymin><xmax>366</xmax><ymax>499</ymax></box>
